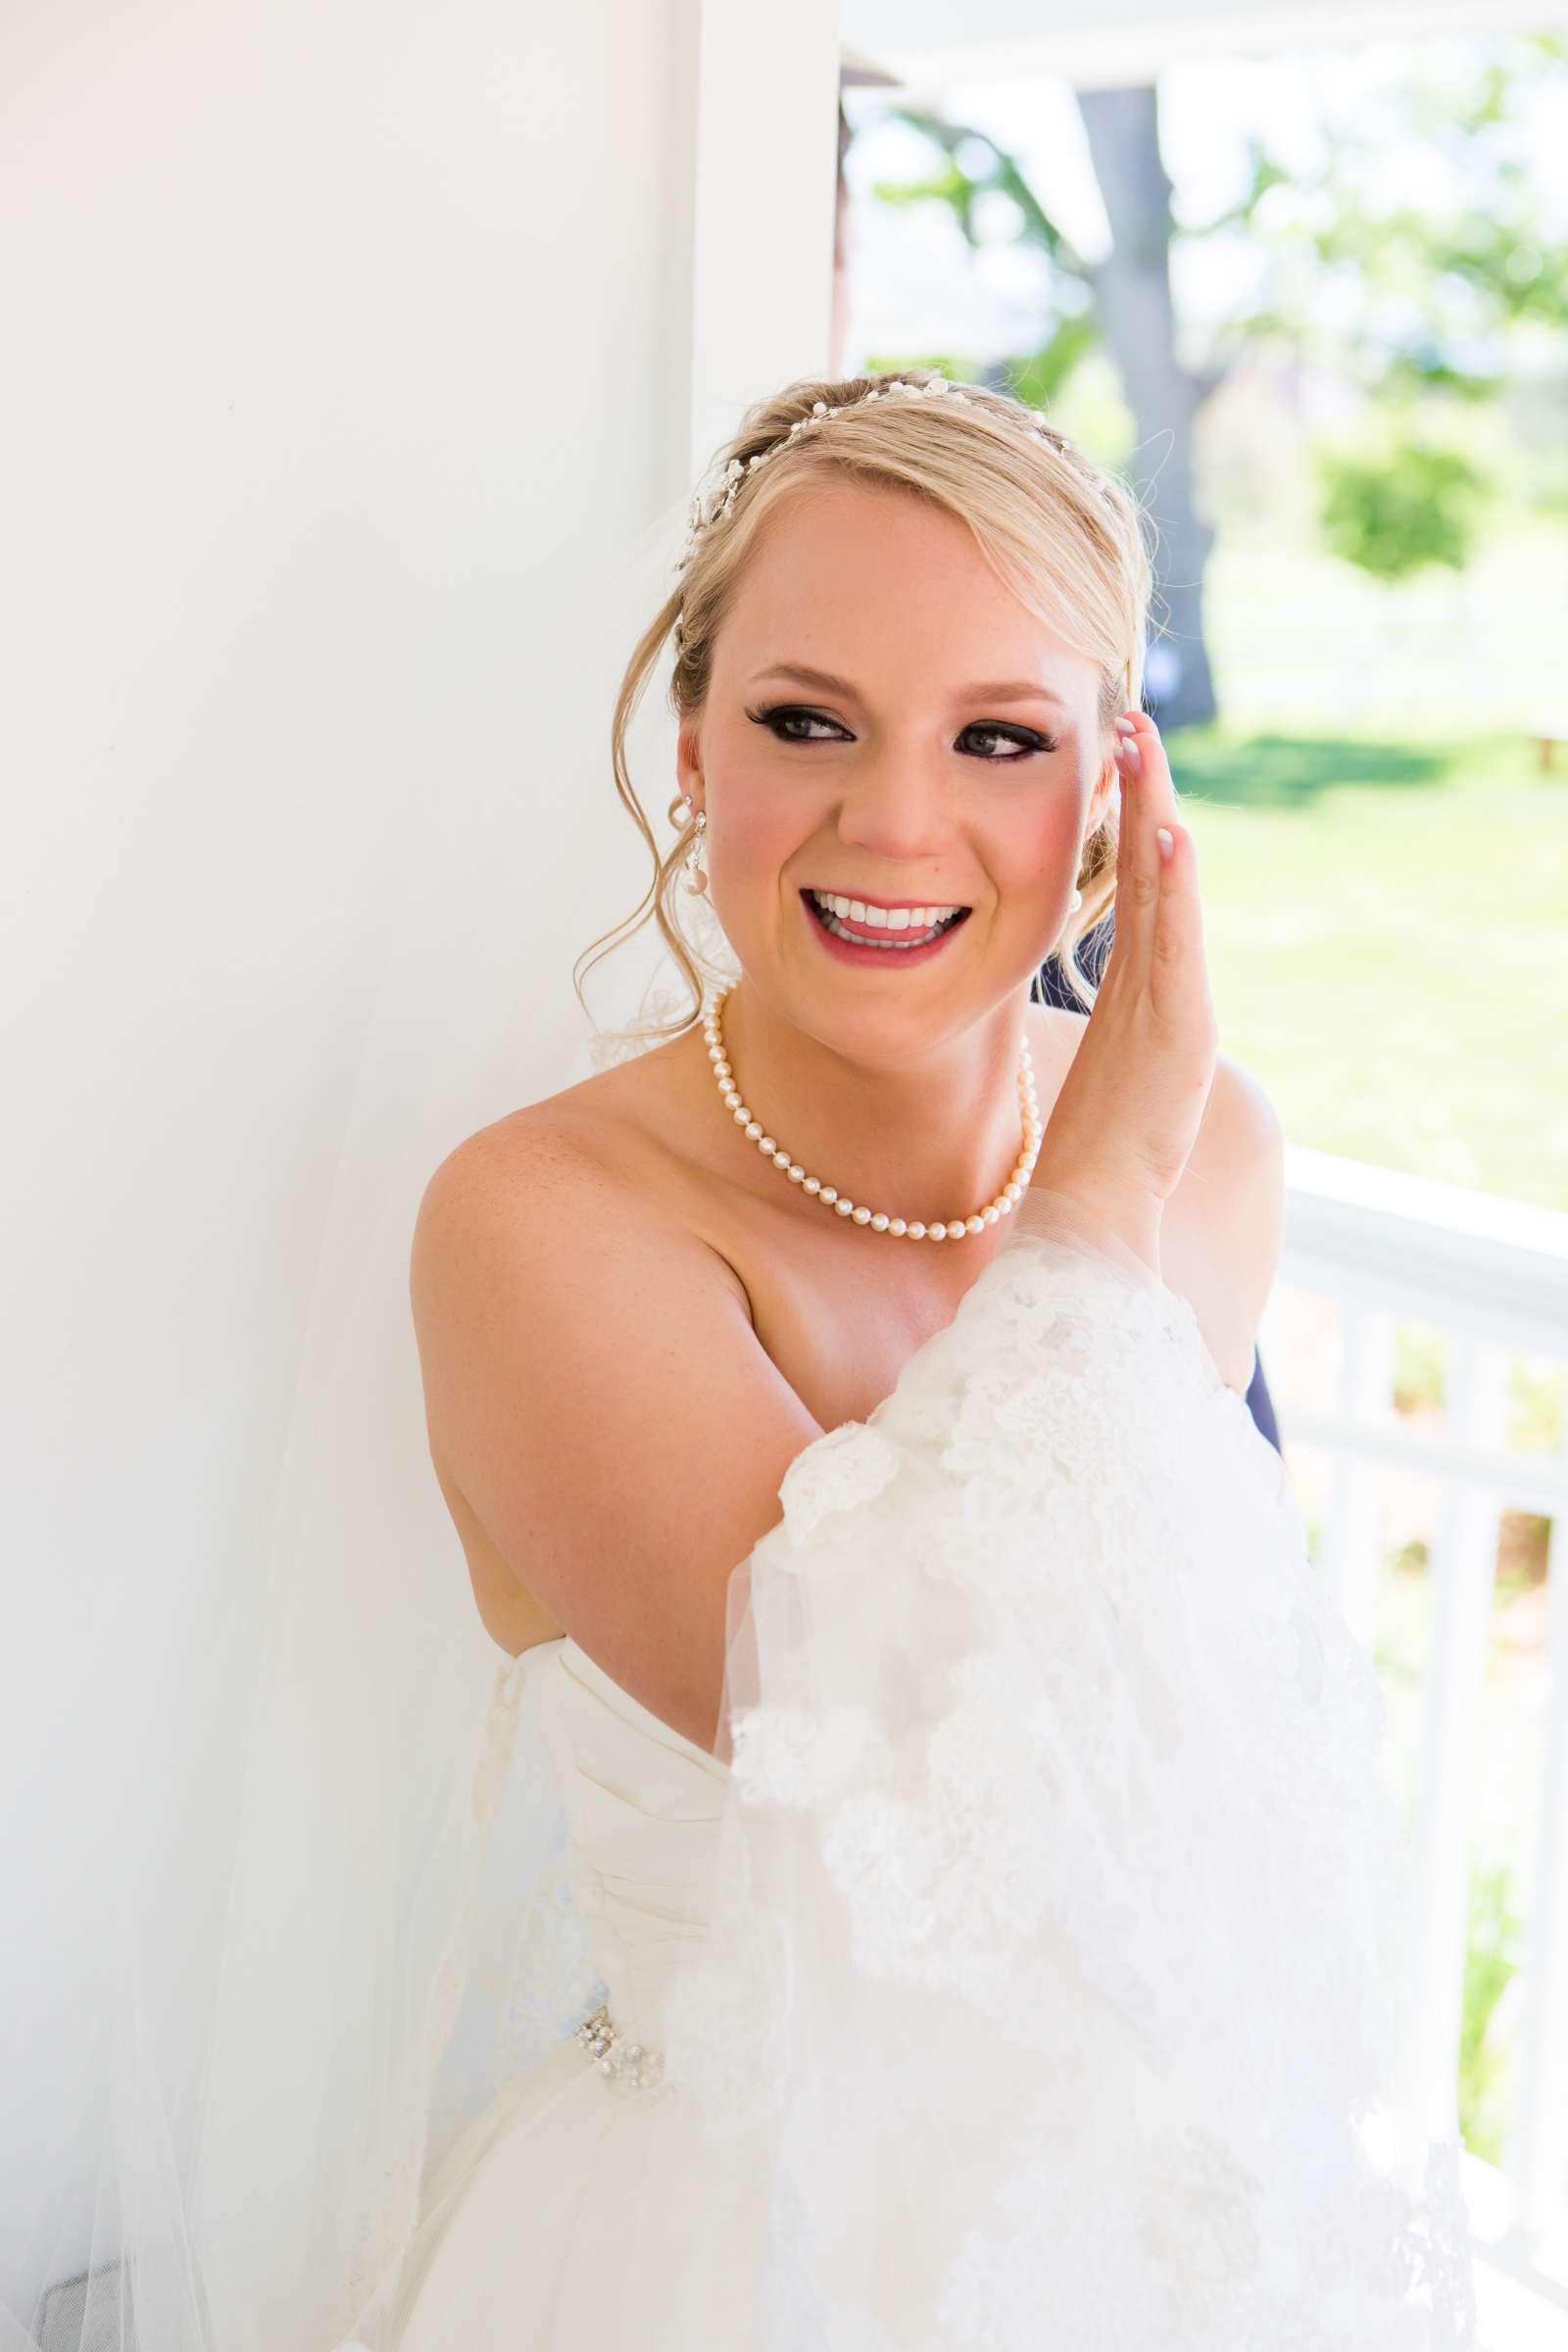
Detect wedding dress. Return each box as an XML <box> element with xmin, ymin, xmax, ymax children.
<box><xmin>338</xmin><ymin>1188</ymin><xmax>1477</xmax><ymax>2352</ymax></box>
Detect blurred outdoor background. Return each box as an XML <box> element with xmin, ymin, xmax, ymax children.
<box><xmin>834</xmin><ymin>3</ymin><xmax>1567</xmax><ymax>2297</ymax></box>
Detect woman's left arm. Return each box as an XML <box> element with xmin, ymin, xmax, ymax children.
<box><xmin>1169</xmin><ymin>1055</ymin><xmax>1287</xmax><ymax>1394</ymax></box>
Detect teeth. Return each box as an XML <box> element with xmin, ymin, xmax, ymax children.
<box><xmin>809</xmin><ymin>890</ymin><xmax>963</xmax><ymax>930</ymax></box>
<box><xmin>812</xmin><ymin>902</ymin><xmax>957</xmax><ymax>951</ymax></box>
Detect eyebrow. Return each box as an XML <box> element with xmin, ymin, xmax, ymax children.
<box><xmin>749</xmin><ymin>660</ymin><xmax>1071</xmax><ymax>711</ymax></box>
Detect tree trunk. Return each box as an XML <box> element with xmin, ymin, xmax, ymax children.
<box><xmin>1075</xmin><ymin>84</ymin><xmax>1217</xmax><ymax>730</ymax></box>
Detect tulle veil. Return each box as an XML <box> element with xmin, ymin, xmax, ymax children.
<box><xmin>0</xmin><ymin>485</ymin><xmax>710</xmax><ymax>2351</ymax></box>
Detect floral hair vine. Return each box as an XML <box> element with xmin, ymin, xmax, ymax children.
<box><xmin>673</xmin><ymin>376</ymin><xmax>1072</xmax><ymax>606</ymax></box>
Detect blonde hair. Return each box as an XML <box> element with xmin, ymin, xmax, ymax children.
<box><xmin>573</xmin><ymin>367</ymin><xmax>1158</xmax><ymax>1054</ymax></box>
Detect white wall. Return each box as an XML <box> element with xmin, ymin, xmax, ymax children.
<box><xmin>0</xmin><ymin>0</ymin><xmax>837</xmax><ymax>2311</ymax></box>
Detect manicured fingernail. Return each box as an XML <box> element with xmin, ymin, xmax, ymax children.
<box><xmin>1156</xmin><ymin>826</ymin><xmax>1174</xmax><ymax>859</ymax></box>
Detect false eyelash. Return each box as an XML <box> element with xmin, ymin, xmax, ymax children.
<box><xmin>746</xmin><ymin>705</ymin><xmax>1057</xmax><ymax>760</ymax></box>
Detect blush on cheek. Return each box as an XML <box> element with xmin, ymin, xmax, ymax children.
<box><xmin>1023</xmin><ymin>801</ymin><xmax>1086</xmax><ymax>893</ymax></box>
<box><xmin>700</xmin><ymin>796</ymin><xmax>806</xmax><ymax>946</ymax></box>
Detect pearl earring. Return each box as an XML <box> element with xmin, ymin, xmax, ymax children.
<box><xmin>674</xmin><ymin>794</ymin><xmax>709</xmax><ymax>896</ymax></box>
<box><xmin>1067</xmin><ymin>839</ymin><xmax>1084</xmax><ymax>916</ymax></box>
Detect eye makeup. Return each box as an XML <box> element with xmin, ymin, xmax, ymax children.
<box><xmin>745</xmin><ymin>705</ymin><xmax>1059</xmax><ymax>762</ymax></box>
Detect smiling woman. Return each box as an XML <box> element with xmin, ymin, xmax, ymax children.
<box><xmin>574</xmin><ymin>367</ymin><xmax>1154</xmax><ymax>1048</ymax></box>
<box><xmin>58</xmin><ymin>364</ymin><xmax>1462</xmax><ymax>2352</ymax></box>
<box><xmin>381</xmin><ymin>368</ymin><xmax>1475</xmax><ymax>2348</ymax></box>
<box><xmin>643</xmin><ymin>488</ymin><xmax>1154</xmax><ymax>1256</ymax></box>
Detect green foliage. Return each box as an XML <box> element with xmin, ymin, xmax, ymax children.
<box><xmin>855</xmin><ymin>32</ymin><xmax>1568</xmax><ymax>565</ymax></box>
<box><xmin>1314</xmin><ymin>440</ymin><xmax>1492</xmax><ymax>581</ymax></box>
<box><xmin>1296</xmin><ymin>36</ymin><xmax>1568</xmax><ymax>397</ymax></box>
<box><xmin>1509</xmin><ymin>1359</ymin><xmax>1568</xmax><ymax>1457</ymax></box>
<box><xmin>1392</xmin><ymin>1322</ymin><xmax>1447</xmax><ymax>1416</ymax></box>
<box><xmin>1008</xmin><ymin>320</ymin><xmax>1103</xmax><ymax>412</ymax></box>
<box><xmin>1457</xmin><ymin>1859</ymin><xmax>1526</xmax><ymax>2164</ymax></box>
<box><xmin>866</xmin><ymin>105</ymin><xmax>1105</xmax><ymax>420</ymax></box>
<box><xmin>857</xmin><ymin>329</ymin><xmax>1108</xmax><ymax>434</ymax></box>
<box><xmin>1167</xmin><ymin>707</ymin><xmax>1568</xmax><ymax>1212</ymax></box>
<box><xmin>878</xmin><ymin>108</ymin><xmax>1087</xmax><ymax>270</ymax></box>
<box><xmin>858</xmin><ymin>350</ymin><xmax>982</xmax><ymax>386</ymax></box>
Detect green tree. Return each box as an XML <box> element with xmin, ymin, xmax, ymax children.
<box><xmin>1316</xmin><ymin>438</ymin><xmax>1492</xmax><ymax>582</ymax></box>
<box><xmin>852</xmin><ymin>29</ymin><xmax>1568</xmax><ymax>728</ymax></box>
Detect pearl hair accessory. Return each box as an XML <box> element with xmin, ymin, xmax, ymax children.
<box><xmin>705</xmin><ymin>985</ymin><xmax>1042</xmax><ymax>1241</ymax></box>
<box><xmin>676</xmin><ymin>375</ymin><xmax>1081</xmax><ymax>576</ymax></box>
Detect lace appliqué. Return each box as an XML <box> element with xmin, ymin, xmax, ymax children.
<box><xmin>679</xmin><ymin>1228</ymin><xmax>1477</xmax><ymax>2345</ymax></box>
<box><xmin>775</xmin><ymin>1419</ymin><xmax>901</xmax><ymax>1544</ymax></box>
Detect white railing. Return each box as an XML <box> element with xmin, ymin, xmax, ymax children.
<box><xmin>1269</xmin><ymin>1145</ymin><xmax>1568</xmax><ymax>2344</ymax></box>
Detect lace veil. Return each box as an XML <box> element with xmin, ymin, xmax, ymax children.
<box><xmin>582</xmin><ymin>1187</ymin><xmax>1479</xmax><ymax>2347</ymax></box>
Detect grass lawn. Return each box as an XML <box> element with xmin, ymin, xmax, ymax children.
<box><xmin>1166</xmin><ymin>715</ymin><xmax>1568</xmax><ymax>1215</ymax></box>
<box><xmin>1168</xmin><ymin>709</ymin><xmax>1567</xmax><ymax>2162</ymax></box>
<box><xmin>1104</xmin><ymin>516</ymin><xmax>1567</xmax><ymax>2161</ymax></box>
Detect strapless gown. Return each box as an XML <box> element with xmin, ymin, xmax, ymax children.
<box><xmin>377</xmin><ymin>1201</ymin><xmax>1476</xmax><ymax>2350</ymax></box>
<box><xmin>393</xmin><ymin>1633</ymin><xmax>737</xmax><ymax>2348</ymax></box>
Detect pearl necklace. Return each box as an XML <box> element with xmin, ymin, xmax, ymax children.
<box><xmin>704</xmin><ymin>987</ymin><xmax>1042</xmax><ymax>1241</ymax></box>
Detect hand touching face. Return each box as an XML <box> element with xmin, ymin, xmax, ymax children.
<box><xmin>1032</xmin><ymin>709</ymin><xmax>1218</xmax><ymax>1269</ymax></box>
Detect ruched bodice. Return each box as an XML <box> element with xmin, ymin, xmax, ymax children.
<box><xmin>523</xmin><ymin>1636</ymin><xmax>730</xmax><ymax>2053</ymax></box>
<box><xmin>393</xmin><ymin>1638</ymin><xmax>738</xmax><ymax>2350</ymax></box>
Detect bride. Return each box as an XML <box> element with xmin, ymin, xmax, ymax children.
<box><xmin>11</xmin><ymin>370</ymin><xmax>1475</xmax><ymax>2351</ymax></box>
<box><xmin>387</xmin><ymin>374</ymin><xmax>1476</xmax><ymax>2345</ymax></box>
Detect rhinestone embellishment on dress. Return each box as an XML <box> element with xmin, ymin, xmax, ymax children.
<box><xmin>573</xmin><ymin>2001</ymin><xmax>667</xmax><ymax>2097</ymax></box>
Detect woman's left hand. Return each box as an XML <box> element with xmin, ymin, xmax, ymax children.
<box><xmin>1031</xmin><ymin>709</ymin><xmax>1219</xmax><ymax>1269</ymax></box>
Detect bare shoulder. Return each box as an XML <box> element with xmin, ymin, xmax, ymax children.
<box><xmin>1030</xmin><ymin>1007</ymin><xmax>1284</xmax><ymax>1391</ymax></box>
<box><xmin>411</xmin><ymin>1107</ymin><xmax>632</xmax><ymax>1340</ymax></box>
<box><xmin>1171</xmin><ymin>1053</ymin><xmax>1286</xmax><ymax>1387</ymax></box>
<box><xmin>408</xmin><ymin>1100</ymin><xmax>760</xmax><ymax>1480</ymax></box>
<box><xmin>408</xmin><ymin>1099</ymin><xmax>824</xmax><ymax>1753</ymax></box>
<box><xmin>1188</xmin><ymin>1054</ymin><xmax>1286</xmax><ymax>1290</ymax></box>
<box><xmin>412</xmin><ymin>1083</ymin><xmax>748</xmax><ymax>1314</ymax></box>
<box><xmin>1200</xmin><ymin>1054</ymin><xmax>1285</xmax><ymax>1172</ymax></box>
<box><xmin>1028</xmin><ymin>1004</ymin><xmax>1282</xmax><ymax>1205</ymax></box>
<box><xmin>413</xmin><ymin>1099</ymin><xmax>628</xmax><ymax>1235</ymax></box>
